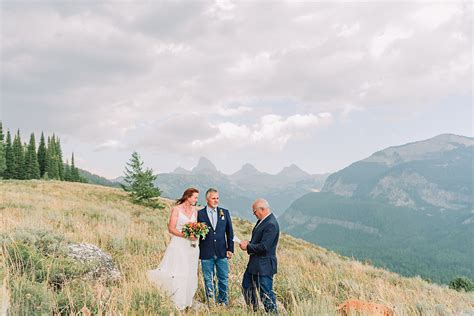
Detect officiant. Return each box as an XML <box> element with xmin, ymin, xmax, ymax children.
<box><xmin>239</xmin><ymin>198</ymin><xmax>280</xmax><ymax>313</ymax></box>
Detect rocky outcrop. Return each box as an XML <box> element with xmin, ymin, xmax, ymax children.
<box><xmin>67</xmin><ymin>243</ymin><xmax>121</xmax><ymax>283</ymax></box>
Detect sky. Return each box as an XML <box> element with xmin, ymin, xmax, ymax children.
<box><xmin>1</xmin><ymin>1</ymin><xmax>472</xmax><ymax>179</ymax></box>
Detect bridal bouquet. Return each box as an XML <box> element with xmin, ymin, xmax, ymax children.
<box><xmin>182</xmin><ymin>222</ymin><xmax>209</xmax><ymax>247</ymax></box>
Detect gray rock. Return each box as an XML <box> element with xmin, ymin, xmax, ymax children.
<box><xmin>67</xmin><ymin>243</ymin><xmax>121</xmax><ymax>282</ymax></box>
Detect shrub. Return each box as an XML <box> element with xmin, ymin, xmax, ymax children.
<box><xmin>449</xmin><ymin>277</ymin><xmax>474</xmax><ymax>292</ymax></box>
<box><xmin>55</xmin><ymin>280</ymin><xmax>99</xmax><ymax>315</ymax></box>
<box><xmin>9</xmin><ymin>278</ymin><xmax>54</xmax><ymax>315</ymax></box>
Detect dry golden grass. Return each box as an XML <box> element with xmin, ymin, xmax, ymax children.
<box><xmin>1</xmin><ymin>180</ymin><xmax>473</xmax><ymax>315</ymax></box>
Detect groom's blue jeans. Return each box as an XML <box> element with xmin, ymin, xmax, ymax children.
<box><xmin>201</xmin><ymin>258</ymin><xmax>229</xmax><ymax>305</ymax></box>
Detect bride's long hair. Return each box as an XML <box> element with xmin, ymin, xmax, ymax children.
<box><xmin>176</xmin><ymin>188</ymin><xmax>199</xmax><ymax>205</ymax></box>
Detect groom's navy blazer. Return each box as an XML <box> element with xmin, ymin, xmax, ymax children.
<box><xmin>246</xmin><ymin>213</ymin><xmax>280</xmax><ymax>276</ymax></box>
<box><xmin>198</xmin><ymin>207</ymin><xmax>234</xmax><ymax>260</ymax></box>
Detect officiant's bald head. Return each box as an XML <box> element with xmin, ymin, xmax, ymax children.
<box><xmin>252</xmin><ymin>199</ymin><xmax>271</xmax><ymax>219</ymax></box>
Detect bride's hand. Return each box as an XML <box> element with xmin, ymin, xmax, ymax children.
<box><xmin>189</xmin><ymin>234</ymin><xmax>197</xmax><ymax>241</ymax></box>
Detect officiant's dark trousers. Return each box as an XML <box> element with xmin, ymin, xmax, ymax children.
<box><xmin>242</xmin><ymin>270</ymin><xmax>277</xmax><ymax>313</ymax></box>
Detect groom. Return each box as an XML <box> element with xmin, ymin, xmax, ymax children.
<box><xmin>198</xmin><ymin>188</ymin><xmax>234</xmax><ymax>306</ymax></box>
<box><xmin>239</xmin><ymin>198</ymin><xmax>279</xmax><ymax>313</ymax></box>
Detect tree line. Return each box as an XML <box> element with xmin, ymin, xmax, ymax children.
<box><xmin>0</xmin><ymin>122</ymin><xmax>84</xmax><ymax>182</ymax></box>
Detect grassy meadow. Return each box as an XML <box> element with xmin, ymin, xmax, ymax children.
<box><xmin>1</xmin><ymin>180</ymin><xmax>473</xmax><ymax>315</ymax></box>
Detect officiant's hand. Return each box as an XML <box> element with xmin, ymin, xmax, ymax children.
<box><xmin>226</xmin><ymin>251</ymin><xmax>233</xmax><ymax>259</ymax></box>
<box><xmin>189</xmin><ymin>234</ymin><xmax>197</xmax><ymax>241</ymax></box>
<box><xmin>239</xmin><ymin>240</ymin><xmax>249</xmax><ymax>250</ymax></box>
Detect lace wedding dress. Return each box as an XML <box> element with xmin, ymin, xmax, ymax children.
<box><xmin>148</xmin><ymin>209</ymin><xmax>200</xmax><ymax>310</ymax></box>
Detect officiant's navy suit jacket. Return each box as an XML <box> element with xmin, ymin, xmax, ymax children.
<box><xmin>198</xmin><ymin>207</ymin><xmax>234</xmax><ymax>260</ymax></box>
<box><xmin>246</xmin><ymin>213</ymin><xmax>280</xmax><ymax>276</ymax></box>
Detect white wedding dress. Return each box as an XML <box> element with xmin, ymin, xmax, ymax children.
<box><xmin>148</xmin><ymin>209</ymin><xmax>200</xmax><ymax>310</ymax></box>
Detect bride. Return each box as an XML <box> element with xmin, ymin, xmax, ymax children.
<box><xmin>148</xmin><ymin>188</ymin><xmax>200</xmax><ymax>310</ymax></box>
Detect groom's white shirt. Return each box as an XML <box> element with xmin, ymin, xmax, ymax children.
<box><xmin>206</xmin><ymin>205</ymin><xmax>218</xmax><ymax>230</ymax></box>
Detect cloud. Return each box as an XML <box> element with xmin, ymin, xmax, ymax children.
<box><xmin>1</xmin><ymin>1</ymin><xmax>470</xmax><ymax>164</ymax></box>
<box><xmin>412</xmin><ymin>3</ymin><xmax>463</xmax><ymax>30</ymax></box>
<box><xmin>217</xmin><ymin>106</ymin><xmax>253</xmax><ymax>116</ymax></box>
<box><xmin>191</xmin><ymin>112</ymin><xmax>333</xmax><ymax>151</ymax></box>
<box><xmin>121</xmin><ymin>113</ymin><xmax>219</xmax><ymax>153</ymax></box>
<box><xmin>4</xmin><ymin>3</ymin><xmax>469</xmax><ymax>112</ymax></box>
<box><xmin>95</xmin><ymin>140</ymin><xmax>126</xmax><ymax>151</ymax></box>
<box><xmin>228</xmin><ymin>52</ymin><xmax>275</xmax><ymax>76</ymax></box>
<box><xmin>336</xmin><ymin>22</ymin><xmax>360</xmax><ymax>37</ymax></box>
<box><xmin>370</xmin><ymin>27</ymin><xmax>414</xmax><ymax>58</ymax></box>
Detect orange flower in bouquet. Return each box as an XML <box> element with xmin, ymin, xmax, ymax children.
<box><xmin>182</xmin><ymin>222</ymin><xmax>209</xmax><ymax>247</ymax></box>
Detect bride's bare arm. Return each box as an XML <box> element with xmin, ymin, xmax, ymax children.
<box><xmin>168</xmin><ymin>207</ymin><xmax>185</xmax><ymax>238</ymax></box>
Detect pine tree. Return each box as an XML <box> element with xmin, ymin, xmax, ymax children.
<box><xmin>0</xmin><ymin>122</ymin><xmax>6</xmax><ymax>178</ymax></box>
<box><xmin>122</xmin><ymin>152</ymin><xmax>161</xmax><ymax>207</ymax></box>
<box><xmin>70</xmin><ymin>152</ymin><xmax>80</xmax><ymax>182</ymax></box>
<box><xmin>46</xmin><ymin>135</ymin><xmax>59</xmax><ymax>180</ymax></box>
<box><xmin>37</xmin><ymin>132</ymin><xmax>47</xmax><ymax>177</ymax></box>
<box><xmin>25</xmin><ymin>133</ymin><xmax>40</xmax><ymax>179</ymax></box>
<box><xmin>12</xmin><ymin>130</ymin><xmax>24</xmax><ymax>179</ymax></box>
<box><xmin>4</xmin><ymin>131</ymin><xmax>13</xmax><ymax>179</ymax></box>
<box><xmin>43</xmin><ymin>136</ymin><xmax>51</xmax><ymax>179</ymax></box>
<box><xmin>64</xmin><ymin>159</ymin><xmax>71</xmax><ymax>181</ymax></box>
<box><xmin>56</xmin><ymin>138</ymin><xmax>64</xmax><ymax>180</ymax></box>
<box><xmin>21</xmin><ymin>142</ymin><xmax>28</xmax><ymax>179</ymax></box>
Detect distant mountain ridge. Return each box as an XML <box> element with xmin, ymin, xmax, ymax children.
<box><xmin>155</xmin><ymin>158</ymin><xmax>328</xmax><ymax>219</ymax></box>
<box><xmin>277</xmin><ymin>164</ymin><xmax>311</xmax><ymax>180</ymax></box>
<box><xmin>87</xmin><ymin>157</ymin><xmax>327</xmax><ymax>219</ymax></box>
<box><xmin>78</xmin><ymin>168</ymin><xmax>121</xmax><ymax>188</ymax></box>
<box><xmin>280</xmin><ymin>133</ymin><xmax>474</xmax><ymax>284</ymax></box>
<box><xmin>364</xmin><ymin>134</ymin><xmax>473</xmax><ymax>166</ymax></box>
<box><xmin>231</xmin><ymin>163</ymin><xmax>267</xmax><ymax>179</ymax></box>
<box><xmin>322</xmin><ymin>134</ymin><xmax>473</xmax><ymax>211</ymax></box>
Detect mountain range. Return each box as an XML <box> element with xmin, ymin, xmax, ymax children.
<box><xmin>322</xmin><ymin>134</ymin><xmax>473</xmax><ymax>211</ymax></box>
<box><xmin>279</xmin><ymin>134</ymin><xmax>473</xmax><ymax>283</ymax></box>
<box><xmin>154</xmin><ymin>158</ymin><xmax>328</xmax><ymax>219</ymax></box>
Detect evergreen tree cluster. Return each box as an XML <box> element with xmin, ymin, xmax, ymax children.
<box><xmin>0</xmin><ymin>122</ymin><xmax>84</xmax><ymax>182</ymax></box>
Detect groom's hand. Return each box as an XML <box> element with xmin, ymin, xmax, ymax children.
<box><xmin>226</xmin><ymin>251</ymin><xmax>233</xmax><ymax>259</ymax></box>
<box><xmin>239</xmin><ymin>240</ymin><xmax>248</xmax><ymax>251</ymax></box>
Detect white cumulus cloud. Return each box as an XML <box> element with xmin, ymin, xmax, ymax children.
<box><xmin>191</xmin><ymin>112</ymin><xmax>333</xmax><ymax>151</ymax></box>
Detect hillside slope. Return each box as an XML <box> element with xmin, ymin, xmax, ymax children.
<box><xmin>1</xmin><ymin>181</ymin><xmax>473</xmax><ymax>315</ymax></box>
<box><xmin>280</xmin><ymin>192</ymin><xmax>473</xmax><ymax>284</ymax></box>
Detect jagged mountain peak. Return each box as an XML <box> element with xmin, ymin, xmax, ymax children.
<box><xmin>230</xmin><ymin>163</ymin><xmax>267</xmax><ymax>181</ymax></box>
<box><xmin>192</xmin><ymin>157</ymin><xmax>218</xmax><ymax>173</ymax></box>
<box><xmin>277</xmin><ymin>164</ymin><xmax>310</xmax><ymax>178</ymax></box>
<box><xmin>233</xmin><ymin>163</ymin><xmax>261</xmax><ymax>176</ymax></box>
